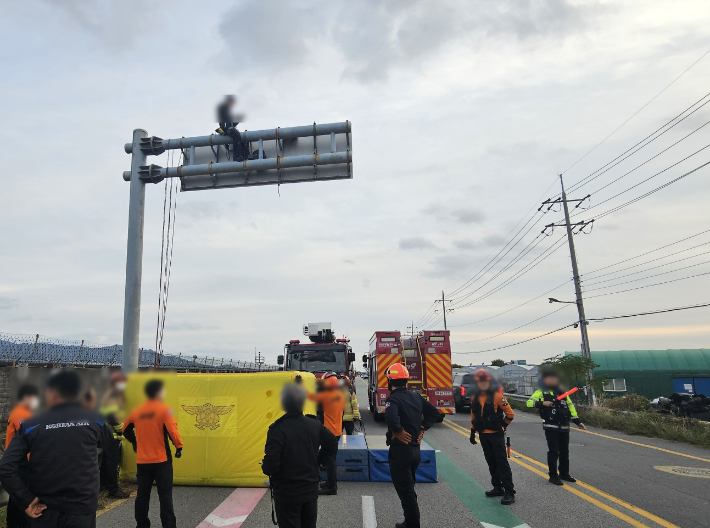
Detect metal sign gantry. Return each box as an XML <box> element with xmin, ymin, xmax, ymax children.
<box><xmin>121</xmin><ymin>122</ymin><xmax>352</xmax><ymax>372</ymax></box>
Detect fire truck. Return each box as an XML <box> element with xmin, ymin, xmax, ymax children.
<box><xmin>278</xmin><ymin>322</ymin><xmax>356</xmax><ymax>381</ymax></box>
<box><xmin>364</xmin><ymin>330</ymin><xmax>454</xmax><ymax>420</ymax></box>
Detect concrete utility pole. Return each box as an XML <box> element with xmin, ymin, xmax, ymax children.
<box><xmin>557</xmin><ymin>175</ymin><xmax>597</xmax><ymax>405</ymax></box>
<box><xmin>122</xmin><ymin>129</ymin><xmax>148</xmax><ymax>373</ymax></box>
<box><xmin>120</xmin><ymin>122</ymin><xmax>352</xmax><ymax>372</ymax></box>
<box><xmin>435</xmin><ymin>291</ymin><xmax>454</xmax><ymax>330</ymax></box>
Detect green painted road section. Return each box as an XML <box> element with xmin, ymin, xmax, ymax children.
<box><xmin>426</xmin><ymin>437</ymin><xmax>530</xmax><ymax>528</ymax></box>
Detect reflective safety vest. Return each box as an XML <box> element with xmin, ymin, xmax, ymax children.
<box><xmin>342</xmin><ymin>388</ymin><xmax>360</xmax><ymax>421</ymax></box>
<box><xmin>527</xmin><ymin>388</ymin><xmax>580</xmax><ymax>430</ymax></box>
<box><xmin>471</xmin><ymin>392</ymin><xmax>504</xmax><ymax>433</ymax></box>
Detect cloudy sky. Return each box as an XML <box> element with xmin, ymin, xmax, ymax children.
<box><xmin>1</xmin><ymin>0</ymin><xmax>709</xmax><ymax>366</ymax></box>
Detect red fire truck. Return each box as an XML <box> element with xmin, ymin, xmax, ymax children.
<box><xmin>364</xmin><ymin>330</ymin><xmax>454</xmax><ymax>420</ymax></box>
<box><xmin>278</xmin><ymin>322</ymin><xmax>356</xmax><ymax>381</ymax></box>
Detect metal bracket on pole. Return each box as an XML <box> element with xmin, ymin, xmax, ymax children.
<box><xmin>138</xmin><ymin>164</ymin><xmax>164</xmax><ymax>184</ymax></box>
<box><xmin>139</xmin><ymin>136</ymin><xmax>165</xmax><ymax>156</ymax></box>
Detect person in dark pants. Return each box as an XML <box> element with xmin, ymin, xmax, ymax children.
<box><xmin>262</xmin><ymin>382</ymin><xmax>338</xmax><ymax>528</ymax></box>
<box><xmin>216</xmin><ymin>94</ymin><xmax>247</xmax><ymax>161</ymax></box>
<box><xmin>123</xmin><ymin>379</ymin><xmax>183</xmax><ymax>528</ymax></box>
<box><xmin>309</xmin><ymin>373</ymin><xmax>344</xmax><ymax>495</ymax></box>
<box><xmin>384</xmin><ymin>363</ymin><xmax>440</xmax><ymax>528</ymax></box>
<box><xmin>0</xmin><ymin>370</ymin><xmax>105</xmax><ymax>528</ymax></box>
<box><xmin>4</xmin><ymin>383</ymin><xmax>39</xmax><ymax>528</ymax></box>
<box><xmin>99</xmin><ymin>372</ymin><xmax>130</xmax><ymax>498</ymax></box>
<box><xmin>470</xmin><ymin>369</ymin><xmax>516</xmax><ymax>505</ymax></box>
<box><xmin>527</xmin><ymin>370</ymin><xmax>586</xmax><ymax>485</ymax></box>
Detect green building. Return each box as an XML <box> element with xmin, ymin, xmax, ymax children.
<box><xmin>566</xmin><ymin>349</ymin><xmax>710</xmax><ymax>399</ymax></box>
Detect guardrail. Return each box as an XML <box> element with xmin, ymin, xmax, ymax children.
<box><xmin>503</xmin><ymin>393</ymin><xmax>531</xmax><ymax>403</ymax></box>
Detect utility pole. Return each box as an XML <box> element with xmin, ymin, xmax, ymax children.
<box><xmin>406</xmin><ymin>320</ymin><xmax>416</xmax><ymax>338</ymax></box>
<box><xmin>435</xmin><ymin>291</ymin><xmax>454</xmax><ymax>330</ymax></box>
<box><xmin>541</xmin><ymin>176</ymin><xmax>596</xmax><ymax>405</ymax></box>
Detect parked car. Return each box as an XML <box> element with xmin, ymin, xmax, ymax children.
<box><xmin>453</xmin><ymin>372</ymin><xmax>475</xmax><ymax>412</ymax></box>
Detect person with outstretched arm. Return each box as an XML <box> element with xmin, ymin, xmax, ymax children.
<box><xmin>0</xmin><ymin>370</ymin><xmax>105</xmax><ymax>528</ymax></box>
<box><xmin>123</xmin><ymin>379</ymin><xmax>183</xmax><ymax>528</ymax></box>
<box><xmin>385</xmin><ymin>363</ymin><xmax>441</xmax><ymax>528</ymax></box>
<box><xmin>308</xmin><ymin>372</ymin><xmax>344</xmax><ymax>495</ymax></box>
<box><xmin>262</xmin><ymin>382</ymin><xmax>338</xmax><ymax>528</ymax></box>
<box><xmin>527</xmin><ymin>370</ymin><xmax>586</xmax><ymax>485</ymax></box>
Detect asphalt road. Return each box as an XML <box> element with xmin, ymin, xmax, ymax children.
<box><xmin>98</xmin><ymin>379</ymin><xmax>710</xmax><ymax>528</ymax></box>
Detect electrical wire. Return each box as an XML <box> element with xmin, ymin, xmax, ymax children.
<box><xmin>582</xmin><ymin>260</ymin><xmax>709</xmax><ymax>292</ymax></box>
<box><xmin>588</xmin><ymin>302</ymin><xmax>710</xmax><ymax>321</ymax></box>
<box><xmin>453</xmin><ymin>323</ymin><xmax>576</xmax><ymax>355</ymax></box>
<box><xmin>585</xmin><ymin>271</ymin><xmax>710</xmax><ymax>299</ymax></box>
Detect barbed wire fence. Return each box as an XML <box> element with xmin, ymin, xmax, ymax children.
<box><xmin>0</xmin><ymin>332</ymin><xmax>278</xmax><ymax>373</ymax></box>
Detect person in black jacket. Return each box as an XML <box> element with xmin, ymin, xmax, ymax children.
<box><xmin>262</xmin><ymin>382</ymin><xmax>338</xmax><ymax>528</ymax></box>
<box><xmin>0</xmin><ymin>370</ymin><xmax>105</xmax><ymax>528</ymax></box>
<box><xmin>216</xmin><ymin>95</ymin><xmax>248</xmax><ymax>161</ymax></box>
<box><xmin>384</xmin><ymin>364</ymin><xmax>441</xmax><ymax>528</ymax></box>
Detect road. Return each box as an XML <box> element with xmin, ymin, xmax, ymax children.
<box><xmin>98</xmin><ymin>379</ymin><xmax>710</xmax><ymax>528</ymax></box>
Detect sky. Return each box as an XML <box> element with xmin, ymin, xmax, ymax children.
<box><xmin>1</xmin><ymin>0</ymin><xmax>709</xmax><ymax>366</ymax></box>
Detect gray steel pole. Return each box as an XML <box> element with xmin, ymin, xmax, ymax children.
<box><xmin>442</xmin><ymin>291</ymin><xmax>448</xmax><ymax>330</ymax></box>
<box><xmin>122</xmin><ymin>129</ymin><xmax>148</xmax><ymax>373</ymax></box>
<box><xmin>559</xmin><ymin>174</ymin><xmax>597</xmax><ymax>405</ymax></box>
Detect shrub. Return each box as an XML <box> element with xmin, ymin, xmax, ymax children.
<box><xmin>604</xmin><ymin>393</ymin><xmax>650</xmax><ymax>412</ymax></box>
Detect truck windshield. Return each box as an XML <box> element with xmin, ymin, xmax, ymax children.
<box><xmin>287</xmin><ymin>349</ymin><xmax>347</xmax><ymax>373</ymax></box>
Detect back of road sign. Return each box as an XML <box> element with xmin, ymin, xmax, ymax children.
<box><xmin>121</xmin><ymin>371</ymin><xmax>317</xmax><ymax>487</ymax></box>
<box><xmin>181</xmin><ymin>122</ymin><xmax>352</xmax><ymax>191</ymax></box>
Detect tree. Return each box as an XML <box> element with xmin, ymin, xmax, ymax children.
<box><xmin>451</xmin><ymin>363</ymin><xmax>464</xmax><ymax>369</ymax></box>
<box><xmin>491</xmin><ymin>359</ymin><xmax>507</xmax><ymax>367</ymax></box>
<box><xmin>542</xmin><ymin>354</ymin><xmax>609</xmax><ymax>405</ymax></box>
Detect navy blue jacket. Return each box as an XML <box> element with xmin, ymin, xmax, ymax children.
<box><xmin>0</xmin><ymin>402</ymin><xmax>106</xmax><ymax>514</ymax></box>
<box><xmin>385</xmin><ymin>388</ymin><xmax>440</xmax><ymax>446</ymax></box>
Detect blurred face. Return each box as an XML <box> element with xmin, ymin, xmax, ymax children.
<box><xmin>45</xmin><ymin>388</ymin><xmax>61</xmax><ymax>408</ymax></box>
<box><xmin>477</xmin><ymin>380</ymin><xmax>491</xmax><ymax>392</ymax></box>
<box><xmin>544</xmin><ymin>375</ymin><xmax>559</xmax><ymax>387</ymax></box>
<box><xmin>114</xmin><ymin>381</ymin><xmax>127</xmax><ymax>392</ymax></box>
<box><xmin>22</xmin><ymin>395</ymin><xmax>39</xmax><ymax>411</ymax></box>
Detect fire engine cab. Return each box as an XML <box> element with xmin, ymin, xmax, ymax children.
<box><xmin>364</xmin><ymin>330</ymin><xmax>454</xmax><ymax>420</ymax></box>
<box><xmin>278</xmin><ymin>322</ymin><xmax>356</xmax><ymax>381</ymax></box>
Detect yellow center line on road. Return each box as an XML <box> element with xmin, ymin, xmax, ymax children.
<box><xmin>440</xmin><ymin>419</ymin><xmax>679</xmax><ymax>528</ymax></box>
<box><xmin>570</xmin><ymin>427</ymin><xmax>710</xmax><ymax>464</ymax></box>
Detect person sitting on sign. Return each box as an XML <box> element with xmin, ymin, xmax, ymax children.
<box><xmin>216</xmin><ymin>94</ymin><xmax>248</xmax><ymax>161</ymax></box>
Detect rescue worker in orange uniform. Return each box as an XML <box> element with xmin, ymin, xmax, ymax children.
<box><xmin>470</xmin><ymin>369</ymin><xmax>516</xmax><ymax>505</ymax></box>
<box><xmin>123</xmin><ymin>379</ymin><xmax>183</xmax><ymax>528</ymax></box>
<box><xmin>309</xmin><ymin>372</ymin><xmax>344</xmax><ymax>495</ymax></box>
<box><xmin>5</xmin><ymin>384</ymin><xmax>39</xmax><ymax>528</ymax></box>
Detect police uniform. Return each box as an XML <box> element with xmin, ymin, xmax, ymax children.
<box><xmin>385</xmin><ymin>387</ymin><xmax>440</xmax><ymax>528</ymax></box>
<box><xmin>262</xmin><ymin>412</ymin><xmax>338</xmax><ymax>528</ymax></box>
<box><xmin>527</xmin><ymin>388</ymin><xmax>581</xmax><ymax>478</ymax></box>
<box><xmin>5</xmin><ymin>403</ymin><xmax>33</xmax><ymax>528</ymax></box>
<box><xmin>123</xmin><ymin>399</ymin><xmax>183</xmax><ymax>528</ymax></box>
<box><xmin>0</xmin><ymin>402</ymin><xmax>106</xmax><ymax>528</ymax></box>
<box><xmin>471</xmin><ymin>391</ymin><xmax>515</xmax><ymax>495</ymax></box>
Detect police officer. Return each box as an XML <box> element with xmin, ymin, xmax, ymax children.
<box><xmin>99</xmin><ymin>372</ymin><xmax>130</xmax><ymax>498</ymax></box>
<box><xmin>385</xmin><ymin>364</ymin><xmax>440</xmax><ymax>528</ymax></box>
<box><xmin>470</xmin><ymin>369</ymin><xmax>516</xmax><ymax>505</ymax></box>
<box><xmin>123</xmin><ymin>379</ymin><xmax>183</xmax><ymax>528</ymax></box>
<box><xmin>4</xmin><ymin>383</ymin><xmax>39</xmax><ymax>528</ymax></box>
<box><xmin>0</xmin><ymin>370</ymin><xmax>106</xmax><ymax>528</ymax></box>
<box><xmin>527</xmin><ymin>370</ymin><xmax>586</xmax><ymax>485</ymax></box>
<box><xmin>262</xmin><ymin>383</ymin><xmax>338</xmax><ymax>528</ymax></box>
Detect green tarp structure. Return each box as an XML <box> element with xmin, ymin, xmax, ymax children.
<box><xmin>565</xmin><ymin>349</ymin><xmax>710</xmax><ymax>398</ymax></box>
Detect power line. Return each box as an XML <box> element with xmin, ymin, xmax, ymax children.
<box><xmin>585</xmin><ymin>270</ymin><xmax>710</xmax><ymax>299</ymax></box>
<box><xmin>563</xmin><ymin>47</ymin><xmax>710</xmax><ymax>178</ymax></box>
<box><xmin>583</xmin><ymin>260</ymin><xmax>709</xmax><ymax>292</ymax></box>
<box><xmin>583</xmin><ymin>229</ymin><xmax>710</xmax><ymax>276</ymax></box>
<box><xmin>452</xmin><ymin>304</ymin><xmax>571</xmax><ymax>344</ymax></box>
<box><xmin>588</xmin><ymin>302</ymin><xmax>710</xmax><ymax>321</ymax></box>
<box><xmin>453</xmin><ymin>323</ymin><xmax>576</xmax><ymax>355</ymax></box>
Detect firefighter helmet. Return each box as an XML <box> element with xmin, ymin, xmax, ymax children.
<box><xmin>324</xmin><ymin>376</ymin><xmax>340</xmax><ymax>388</ymax></box>
<box><xmin>473</xmin><ymin>368</ymin><xmax>492</xmax><ymax>382</ymax></box>
<box><xmin>385</xmin><ymin>363</ymin><xmax>410</xmax><ymax>380</ymax></box>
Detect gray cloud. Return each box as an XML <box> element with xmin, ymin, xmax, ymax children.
<box><xmin>363</xmin><ymin>278</ymin><xmax>371</xmax><ymax>288</ymax></box>
<box><xmin>167</xmin><ymin>321</ymin><xmax>221</xmax><ymax>332</ymax></box>
<box><xmin>453</xmin><ymin>235</ymin><xmax>503</xmax><ymax>250</ymax></box>
<box><xmin>218</xmin><ymin>0</ymin><xmax>600</xmax><ymax>82</ymax></box>
<box><xmin>343</xmin><ymin>259</ymin><xmax>355</xmax><ymax>264</ymax></box>
<box><xmin>452</xmin><ymin>209</ymin><xmax>486</xmax><ymax>224</ymax></box>
<box><xmin>399</xmin><ymin>237</ymin><xmax>436</xmax><ymax>250</ymax></box>
<box><xmin>0</xmin><ymin>297</ymin><xmax>20</xmax><ymax>310</ymax></box>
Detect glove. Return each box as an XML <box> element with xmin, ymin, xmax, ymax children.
<box><xmin>392</xmin><ymin>429</ymin><xmax>413</xmax><ymax>444</ymax></box>
<box><xmin>417</xmin><ymin>426</ymin><xmax>425</xmax><ymax>444</ymax></box>
<box><xmin>470</xmin><ymin>431</ymin><xmax>477</xmax><ymax>445</ymax></box>
<box><xmin>175</xmin><ymin>447</ymin><xmax>183</xmax><ymax>459</ymax></box>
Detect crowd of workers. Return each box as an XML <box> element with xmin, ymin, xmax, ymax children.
<box><xmin>0</xmin><ymin>364</ymin><xmax>583</xmax><ymax>528</ymax></box>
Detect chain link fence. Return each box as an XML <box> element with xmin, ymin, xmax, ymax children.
<box><xmin>0</xmin><ymin>332</ymin><xmax>278</xmax><ymax>373</ymax></box>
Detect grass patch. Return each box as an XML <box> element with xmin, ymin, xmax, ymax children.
<box><xmin>507</xmin><ymin>396</ymin><xmax>710</xmax><ymax>449</ymax></box>
<box><xmin>97</xmin><ymin>481</ymin><xmax>138</xmax><ymax>512</ymax></box>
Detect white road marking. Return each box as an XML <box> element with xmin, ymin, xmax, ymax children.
<box><xmin>481</xmin><ymin>524</ymin><xmax>532</xmax><ymax>528</ymax></box>
<box><xmin>362</xmin><ymin>495</ymin><xmax>377</xmax><ymax>528</ymax></box>
<box><xmin>202</xmin><ymin>514</ymin><xmax>248</xmax><ymax>527</ymax></box>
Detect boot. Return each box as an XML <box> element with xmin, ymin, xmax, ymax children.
<box><xmin>549</xmin><ymin>475</ymin><xmax>564</xmax><ymax>486</ymax></box>
<box><xmin>500</xmin><ymin>492</ymin><xmax>515</xmax><ymax>505</ymax></box>
<box><xmin>560</xmin><ymin>474</ymin><xmax>577</xmax><ymax>483</ymax></box>
<box><xmin>108</xmin><ymin>487</ymin><xmax>130</xmax><ymax>499</ymax></box>
<box><xmin>485</xmin><ymin>486</ymin><xmax>505</xmax><ymax>497</ymax></box>
<box><xmin>318</xmin><ymin>487</ymin><xmax>337</xmax><ymax>496</ymax></box>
